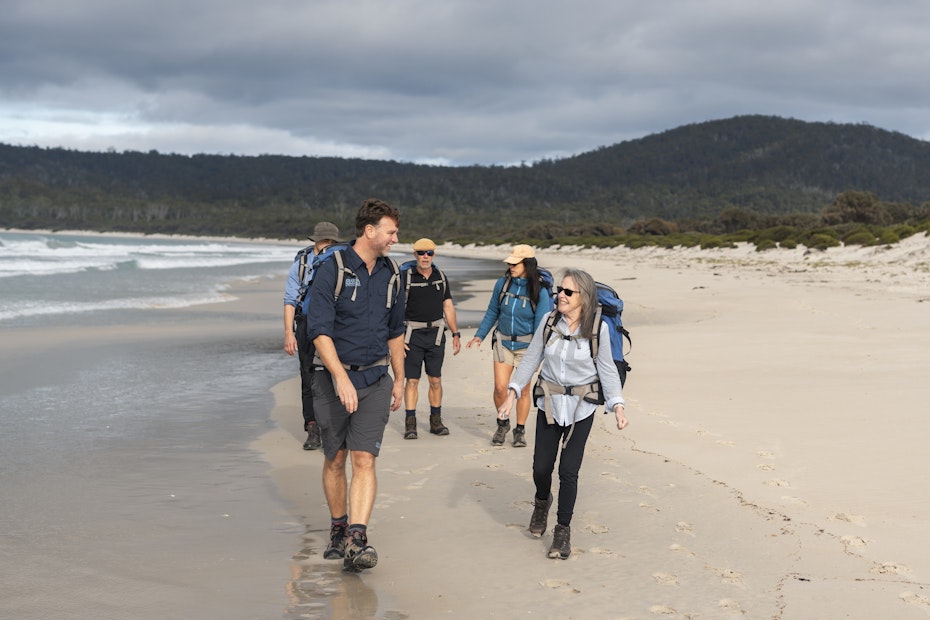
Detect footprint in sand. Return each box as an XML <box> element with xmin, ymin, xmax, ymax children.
<box><xmin>719</xmin><ymin>599</ymin><xmax>744</xmax><ymax>614</ymax></box>
<box><xmin>717</xmin><ymin>568</ymin><xmax>743</xmax><ymax>584</ymax></box>
<box><xmin>648</xmin><ymin>605</ymin><xmax>678</xmax><ymax>615</ymax></box>
<box><xmin>589</xmin><ymin>546</ymin><xmax>616</xmax><ymax>557</ymax></box>
<box><xmin>781</xmin><ymin>495</ymin><xmax>807</xmax><ymax>505</ymax></box>
<box><xmin>832</xmin><ymin>512</ymin><xmax>866</xmax><ymax>525</ymax></box>
<box><xmin>715</xmin><ymin>439</ymin><xmax>735</xmax><ymax>447</ymax></box>
<box><xmin>764</xmin><ymin>479</ymin><xmax>791</xmax><ymax>487</ymax></box>
<box><xmin>585</xmin><ymin>523</ymin><xmax>609</xmax><ymax>535</ymax></box>
<box><xmin>652</xmin><ymin>572</ymin><xmax>679</xmax><ymax>586</ymax></box>
<box><xmin>472</xmin><ymin>481</ymin><xmax>490</xmax><ymax>488</ymax></box>
<box><xmin>757</xmin><ymin>450</ymin><xmax>776</xmax><ymax>459</ymax></box>
<box><xmin>601</xmin><ymin>471</ymin><xmax>620</xmax><ymax>482</ymax></box>
<box><xmin>541</xmin><ymin>579</ymin><xmax>580</xmax><ymax>593</ymax></box>
<box><xmin>871</xmin><ymin>561</ymin><xmax>909</xmax><ymax>576</ymax></box>
<box><xmin>675</xmin><ymin>521</ymin><xmax>694</xmax><ymax>536</ymax></box>
<box><xmin>639</xmin><ymin>502</ymin><xmax>660</xmax><ymax>512</ymax></box>
<box><xmin>658</xmin><ymin>419</ymin><xmax>679</xmax><ymax>427</ymax></box>
<box><xmin>405</xmin><ymin>479</ymin><xmax>427</xmax><ymax>490</ymax></box>
<box><xmin>841</xmin><ymin>535</ymin><xmax>869</xmax><ymax>553</ymax></box>
<box><xmin>638</xmin><ymin>485</ymin><xmax>656</xmax><ymax>497</ymax></box>
<box><xmin>900</xmin><ymin>591</ymin><xmax>930</xmax><ymax>608</ymax></box>
<box><xmin>756</xmin><ymin>463</ymin><xmax>775</xmax><ymax>471</ymax></box>
<box><xmin>485</xmin><ymin>463</ymin><xmax>504</xmax><ymax>470</ymax></box>
<box><xmin>668</xmin><ymin>544</ymin><xmax>695</xmax><ymax>558</ymax></box>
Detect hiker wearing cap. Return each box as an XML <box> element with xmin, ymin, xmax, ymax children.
<box><xmin>497</xmin><ymin>268</ymin><xmax>627</xmax><ymax>560</ymax></box>
<box><xmin>466</xmin><ymin>244</ymin><xmax>553</xmax><ymax>447</ymax></box>
<box><xmin>400</xmin><ymin>238</ymin><xmax>461</xmax><ymax>439</ymax></box>
<box><xmin>283</xmin><ymin>221</ymin><xmax>343</xmax><ymax>450</ymax></box>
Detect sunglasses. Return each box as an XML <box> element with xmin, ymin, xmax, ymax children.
<box><xmin>556</xmin><ymin>286</ymin><xmax>578</xmax><ymax>297</ymax></box>
<box><xmin>415</xmin><ymin>250</ymin><xmax>435</xmax><ymax>256</ymax></box>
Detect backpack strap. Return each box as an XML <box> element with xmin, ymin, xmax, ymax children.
<box><xmin>294</xmin><ymin>244</ymin><xmax>314</xmax><ymax>307</ymax></box>
<box><xmin>330</xmin><ymin>252</ymin><xmax>400</xmax><ymax>309</ymax></box>
<box><xmin>404</xmin><ymin>318</ymin><xmax>447</xmax><ymax>346</ymax></box>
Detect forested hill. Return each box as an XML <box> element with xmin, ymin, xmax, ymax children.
<box><xmin>2</xmin><ymin>115</ymin><xmax>930</xmax><ymax>241</ymax></box>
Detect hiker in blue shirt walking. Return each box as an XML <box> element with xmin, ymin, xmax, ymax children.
<box><xmin>466</xmin><ymin>244</ymin><xmax>553</xmax><ymax>447</ymax></box>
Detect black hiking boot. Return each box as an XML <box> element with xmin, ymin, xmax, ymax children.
<box><xmin>491</xmin><ymin>419</ymin><xmax>511</xmax><ymax>446</ymax></box>
<box><xmin>324</xmin><ymin>522</ymin><xmax>347</xmax><ymax>560</ymax></box>
<box><xmin>343</xmin><ymin>530</ymin><xmax>378</xmax><ymax>573</ymax></box>
<box><xmin>429</xmin><ymin>413</ymin><xmax>449</xmax><ymax>436</ymax></box>
<box><xmin>529</xmin><ymin>493</ymin><xmax>553</xmax><ymax>538</ymax></box>
<box><xmin>548</xmin><ymin>524</ymin><xmax>571</xmax><ymax>560</ymax></box>
<box><xmin>404</xmin><ymin>416</ymin><xmax>418</xmax><ymax>440</ymax></box>
<box><xmin>303</xmin><ymin>421</ymin><xmax>321</xmax><ymax>451</ymax></box>
<box><xmin>512</xmin><ymin>426</ymin><xmax>527</xmax><ymax>447</ymax></box>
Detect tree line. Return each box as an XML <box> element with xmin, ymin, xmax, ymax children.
<box><xmin>2</xmin><ymin>115</ymin><xmax>929</xmax><ymax>247</ymax></box>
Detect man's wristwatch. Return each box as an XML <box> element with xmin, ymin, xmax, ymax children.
<box><xmin>452</xmin><ymin>332</ymin><xmax>461</xmax><ymax>338</ymax></box>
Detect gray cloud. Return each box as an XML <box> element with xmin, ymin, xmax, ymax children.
<box><xmin>2</xmin><ymin>0</ymin><xmax>929</xmax><ymax>165</ymax></box>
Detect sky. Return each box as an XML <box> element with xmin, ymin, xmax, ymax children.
<box><xmin>2</xmin><ymin>0</ymin><xmax>929</xmax><ymax>167</ymax></box>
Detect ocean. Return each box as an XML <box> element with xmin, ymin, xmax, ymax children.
<box><xmin>0</xmin><ymin>230</ymin><xmax>501</xmax><ymax>619</ymax></box>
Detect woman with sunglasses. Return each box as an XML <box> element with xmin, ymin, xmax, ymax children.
<box><xmin>466</xmin><ymin>244</ymin><xmax>553</xmax><ymax>447</ymax></box>
<box><xmin>496</xmin><ymin>268</ymin><xmax>628</xmax><ymax>559</ymax></box>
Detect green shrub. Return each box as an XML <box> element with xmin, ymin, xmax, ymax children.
<box><xmin>808</xmin><ymin>233</ymin><xmax>841</xmax><ymax>250</ymax></box>
<box><xmin>779</xmin><ymin>238</ymin><xmax>798</xmax><ymax>249</ymax></box>
<box><xmin>876</xmin><ymin>229</ymin><xmax>900</xmax><ymax>245</ymax></box>
<box><xmin>842</xmin><ymin>231</ymin><xmax>876</xmax><ymax>246</ymax></box>
<box><xmin>755</xmin><ymin>238</ymin><xmax>777</xmax><ymax>251</ymax></box>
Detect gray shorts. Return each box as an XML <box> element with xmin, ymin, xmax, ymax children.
<box><xmin>312</xmin><ymin>372</ymin><xmax>392</xmax><ymax>460</ymax></box>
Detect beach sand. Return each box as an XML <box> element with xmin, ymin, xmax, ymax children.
<box><xmin>256</xmin><ymin>234</ymin><xmax>930</xmax><ymax>619</ymax></box>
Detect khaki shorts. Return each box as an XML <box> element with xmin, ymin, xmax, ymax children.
<box><xmin>494</xmin><ymin>344</ymin><xmax>527</xmax><ymax>367</ymax></box>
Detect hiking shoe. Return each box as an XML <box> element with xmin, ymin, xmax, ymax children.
<box><xmin>548</xmin><ymin>524</ymin><xmax>571</xmax><ymax>560</ymax></box>
<box><xmin>491</xmin><ymin>419</ymin><xmax>511</xmax><ymax>446</ymax></box>
<box><xmin>429</xmin><ymin>413</ymin><xmax>449</xmax><ymax>436</ymax></box>
<box><xmin>303</xmin><ymin>422</ymin><xmax>321</xmax><ymax>451</ymax></box>
<box><xmin>529</xmin><ymin>493</ymin><xmax>553</xmax><ymax>538</ymax></box>
<box><xmin>323</xmin><ymin>522</ymin><xmax>347</xmax><ymax>560</ymax></box>
<box><xmin>343</xmin><ymin>531</ymin><xmax>378</xmax><ymax>573</ymax></box>
<box><xmin>512</xmin><ymin>426</ymin><xmax>527</xmax><ymax>447</ymax></box>
<box><xmin>404</xmin><ymin>416</ymin><xmax>418</xmax><ymax>440</ymax></box>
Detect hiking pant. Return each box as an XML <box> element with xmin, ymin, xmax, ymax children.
<box><xmin>532</xmin><ymin>410</ymin><xmax>594</xmax><ymax>527</ymax></box>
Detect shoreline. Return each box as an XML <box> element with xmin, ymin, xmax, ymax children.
<box><xmin>255</xmin><ymin>232</ymin><xmax>930</xmax><ymax>618</ymax></box>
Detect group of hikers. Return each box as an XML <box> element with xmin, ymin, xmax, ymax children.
<box><xmin>282</xmin><ymin>198</ymin><xmax>628</xmax><ymax>571</ymax></box>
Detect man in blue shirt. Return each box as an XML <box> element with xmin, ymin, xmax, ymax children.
<box><xmin>305</xmin><ymin>198</ymin><xmax>406</xmax><ymax>573</ymax></box>
<box><xmin>283</xmin><ymin>221</ymin><xmax>342</xmax><ymax>450</ymax></box>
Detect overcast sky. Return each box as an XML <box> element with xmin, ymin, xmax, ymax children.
<box><xmin>2</xmin><ymin>0</ymin><xmax>928</xmax><ymax>166</ymax></box>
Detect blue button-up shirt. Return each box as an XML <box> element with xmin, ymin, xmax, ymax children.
<box><xmin>305</xmin><ymin>243</ymin><xmax>406</xmax><ymax>389</ymax></box>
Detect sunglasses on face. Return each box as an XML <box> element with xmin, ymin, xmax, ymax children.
<box><xmin>557</xmin><ymin>286</ymin><xmax>578</xmax><ymax>297</ymax></box>
<box><xmin>415</xmin><ymin>250</ymin><xmax>435</xmax><ymax>256</ymax></box>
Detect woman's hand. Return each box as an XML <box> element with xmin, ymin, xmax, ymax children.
<box><xmin>614</xmin><ymin>405</ymin><xmax>628</xmax><ymax>430</ymax></box>
<box><xmin>466</xmin><ymin>336</ymin><xmax>482</xmax><ymax>349</ymax></box>
<box><xmin>497</xmin><ymin>387</ymin><xmax>517</xmax><ymax>420</ymax></box>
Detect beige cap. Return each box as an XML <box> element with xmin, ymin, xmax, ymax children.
<box><xmin>307</xmin><ymin>221</ymin><xmax>342</xmax><ymax>242</ymax></box>
<box><xmin>503</xmin><ymin>244</ymin><xmax>535</xmax><ymax>264</ymax></box>
<box><xmin>413</xmin><ymin>238</ymin><xmax>437</xmax><ymax>251</ymax></box>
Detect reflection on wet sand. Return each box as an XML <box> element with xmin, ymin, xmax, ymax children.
<box><xmin>283</xmin><ymin>525</ymin><xmax>381</xmax><ymax>620</ymax></box>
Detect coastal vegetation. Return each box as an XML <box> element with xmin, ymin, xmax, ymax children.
<box><xmin>2</xmin><ymin>115</ymin><xmax>929</xmax><ymax>249</ymax></box>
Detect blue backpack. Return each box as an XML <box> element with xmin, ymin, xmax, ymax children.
<box><xmin>541</xmin><ymin>281</ymin><xmax>632</xmax><ymax>388</ymax></box>
<box><xmin>299</xmin><ymin>243</ymin><xmax>400</xmax><ymax>317</ymax></box>
<box><xmin>595</xmin><ymin>282</ymin><xmax>632</xmax><ymax>386</ymax></box>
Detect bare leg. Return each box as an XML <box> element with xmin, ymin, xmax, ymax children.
<box><xmin>322</xmin><ymin>449</ymin><xmax>349</xmax><ymax>518</ymax></box>
<box><xmin>427</xmin><ymin>375</ymin><xmax>442</xmax><ymax>407</ymax></box>
<box><xmin>403</xmin><ymin>378</ymin><xmax>420</xmax><ymax>411</ymax></box>
<box><xmin>348</xmin><ymin>450</ymin><xmax>377</xmax><ymax>526</ymax></box>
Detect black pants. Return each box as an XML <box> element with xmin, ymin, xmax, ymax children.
<box><xmin>295</xmin><ymin>315</ymin><xmax>315</xmax><ymax>429</ymax></box>
<box><xmin>532</xmin><ymin>410</ymin><xmax>594</xmax><ymax>527</ymax></box>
